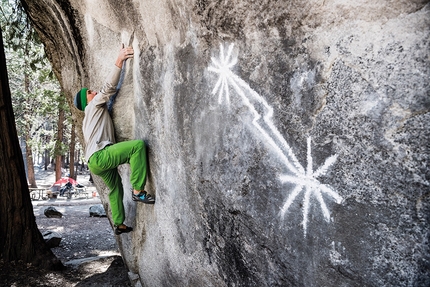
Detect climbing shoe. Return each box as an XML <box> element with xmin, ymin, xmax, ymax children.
<box><xmin>115</xmin><ymin>225</ymin><xmax>133</xmax><ymax>235</ymax></box>
<box><xmin>132</xmin><ymin>191</ymin><xmax>155</xmax><ymax>204</ymax></box>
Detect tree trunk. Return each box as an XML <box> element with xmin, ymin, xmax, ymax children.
<box><xmin>44</xmin><ymin>149</ymin><xmax>49</xmax><ymax>170</ymax></box>
<box><xmin>26</xmin><ymin>132</ymin><xmax>37</xmax><ymax>188</ymax></box>
<box><xmin>76</xmin><ymin>149</ymin><xmax>80</xmax><ymax>176</ymax></box>
<box><xmin>55</xmin><ymin>108</ymin><xmax>64</xmax><ymax>181</ymax></box>
<box><xmin>23</xmin><ymin>50</ymin><xmax>37</xmax><ymax>188</ymax></box>
<box><xmin>69</xmin><ymin>123</ymin><xmax>75</xmax><ymax>179</ymax></box>
<box><xmin>0</xmin><ymin>28</ymin><xmax>62</xmax><ymax>270</ymax></box>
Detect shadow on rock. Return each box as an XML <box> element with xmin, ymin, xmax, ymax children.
<box><xmin>75</xmin><ymin>256</ymin><xmax>131</xmax><ymax>286</ymax></box>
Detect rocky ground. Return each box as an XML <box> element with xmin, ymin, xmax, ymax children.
<box><xmin>0</xmin><ymin>170</ymin><xmax>131</xmax><ymax>286</ymax></box>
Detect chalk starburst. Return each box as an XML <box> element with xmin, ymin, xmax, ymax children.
<box><xmin>208</xmin><ymin>44</ymin><xmax>237</xmax><ymax>105</ymax></box>
<box><xmin>208</xmin><ymin>43</ymin><xmax>343</xmax><ymax>236</ymax></box>
<box><xmin>279</xmin><ymin>137</ymin><xmax>342</xmax><ymax>237</ymax></box>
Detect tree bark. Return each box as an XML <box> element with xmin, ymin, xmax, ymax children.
<box><xmin>23</xmin><ymin>71</ymin><xmax>37</xmax><ymax>188</ymax></box>
<box><xmin>69</xmin><ymin>123</ymin><xmax>76</xmax><ymax>179</ymax></box>
<box><xmin>44</xmin><ymin>148</ymin><xmax>49</xmax><ymax>170</ymax></box>
<box><xmin>0</xmin><ymin>28</ymin><xmax>62</xmax><ymax>270</ymax></box>
<box><xmin>26</xmin><ymin>132</ymin><xmax>37</xmax><ymax>188</ymax></box>
<box><xmin>55</xmin><ymin>108</ymin><xmax>64</xmax><ymax>181</ymax></box>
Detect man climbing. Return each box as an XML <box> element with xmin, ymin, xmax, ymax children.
<box><xmin>74</xmin><ymin>45</ymin><xmax>155</xmax><ymax>235</ymax></box>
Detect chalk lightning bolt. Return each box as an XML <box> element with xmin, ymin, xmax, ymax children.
<box><xmin>208</xmin><ymin>43</ymin><xmax>343</xmax><ymax>236</ymax></box>
<box><xmin>208</xmin><ymin>44</ymin><xmax>304</xmax><ymax>176</ymax></box>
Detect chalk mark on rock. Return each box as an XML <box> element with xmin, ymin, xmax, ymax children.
<box><xmin>208</xmin><ymin>43</ymin><xmax>343</xmax><ymax>236</ymax></box>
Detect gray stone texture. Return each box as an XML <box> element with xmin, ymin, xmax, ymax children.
<box><xmin>42</xmin><ymin>230</ymin><xmax>62</xmax><ymax>248</ymax></box>
<box><xmin>89</xmin><ymin>204</ymin><xmax>107</xmax><ymax>217</ymax></box>
<box><xmin>22</xmin><ymin>0</ymin><xmax>429</xmax><ymax>286</ymax></box>
<box><xmin>44</xmin><ymin>206</ymin><xmax>63</xmax><ymax>218</ymax></box>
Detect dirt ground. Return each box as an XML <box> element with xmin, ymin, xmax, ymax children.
<box><xmin>0</xmin><ymin>170</ymin><xmax>132</xmax><ymax>287</ymax></box>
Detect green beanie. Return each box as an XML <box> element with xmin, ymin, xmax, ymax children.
<box><xmin>74</xmin><ymin>88</ymin><xmax>88</xmax><ymax>111</ymax></box>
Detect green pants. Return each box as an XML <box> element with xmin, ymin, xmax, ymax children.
<box><xmin>88</xmin><ymin>140</ymin><xmax>147</xmax><ymax>226</ymax></box>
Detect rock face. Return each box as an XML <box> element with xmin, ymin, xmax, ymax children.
<box><xmin>23</xmin><ymin>1</ymin><xmax>429</xmax><ymax>286</ymax></box>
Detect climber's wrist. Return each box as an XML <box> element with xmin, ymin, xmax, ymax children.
<box><xmin>115</xmin><ymin>58</ymin><xmax>124</xmax><ymax>68</ymax></box>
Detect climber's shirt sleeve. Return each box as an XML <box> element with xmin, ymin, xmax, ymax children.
<box><xmin>82</xmin><ymin>65</ymin><xmax>122</xmax><ymax>161</ymax></box>
<box><xmin>92</xmin><ymin>65</ymin><xmax>122</xmax><ymax>107</ymax></box>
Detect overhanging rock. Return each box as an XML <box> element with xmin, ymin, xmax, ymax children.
<box><xmin>22</xmin><ymin>1</ymin><xmax>430</xmax><ymax>286</ymax></box>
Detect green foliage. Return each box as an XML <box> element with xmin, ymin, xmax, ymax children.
<box><xmin>0</xmin><ymin>0</ymin><xmax>71</xmax><ymax>162</ymax></box>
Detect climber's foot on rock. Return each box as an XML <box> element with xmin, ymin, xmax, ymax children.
<box><xmin>132</xmin><ymin>190</ymin><xmax>155</xmax><ymax>204</ymax></box>
<box><xmin>115</xmin><ymin>224</ymin><xmax>133</xmax><ymax>235</ymax></box>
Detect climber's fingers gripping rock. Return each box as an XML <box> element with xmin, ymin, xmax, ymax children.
<box><xmin>115</xmin><ymin>44</ymin><xmax>134</xmax><ymax>67</ymax></box>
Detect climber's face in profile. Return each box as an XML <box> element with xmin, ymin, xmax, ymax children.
<box><xmin>86</xmin><ymin>89</ymin><xmax>97</xmax><ymax>103</ymax></box>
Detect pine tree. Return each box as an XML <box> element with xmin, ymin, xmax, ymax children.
<box><xmin>0</xmin><ymin>26</ymin><xmax>63</xmax><ymax>270</ymax></box>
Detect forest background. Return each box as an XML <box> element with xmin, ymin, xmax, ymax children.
<box><xmin>0</xmin><ymin>0</ymin><xmax>82</xmax><ymax>187</ymax></box>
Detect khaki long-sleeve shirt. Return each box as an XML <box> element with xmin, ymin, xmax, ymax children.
<box><xmin>83</xmin><ymin>65</ymin><xmax>121</xmax><ymax>161</ymax></box>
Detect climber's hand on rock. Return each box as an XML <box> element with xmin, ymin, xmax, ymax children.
<box><xmin>120</xmin><ymin>45</ymin><xmax>134</xmax><ymax>60</ymax></box>
<box><xmin>115</xmin><ymin>44</ymin><xmax>134</xmax><ymax>67</ymax></box>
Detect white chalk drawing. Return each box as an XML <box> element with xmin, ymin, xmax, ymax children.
<box><xmin>208</xmin><ymin>43</ymin><xmax>343</xmax><ymax>236</ymax></box>
<box><xmin>278</xmin><ymin>137</ymin><xmax>342</xmax><ymax>237</ymax></box>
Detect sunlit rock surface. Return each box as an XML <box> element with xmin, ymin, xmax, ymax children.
<box><xmin>23</xmin><ymin>0</ymin><xmax>429</xmax><ymax>286</ymax></box>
